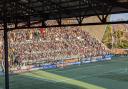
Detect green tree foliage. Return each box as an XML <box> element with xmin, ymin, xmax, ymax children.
<box><xmin>102</xmin><ymin>25</ymin><xmax>112</xmax><ymax>48</ymax></box>
<box><xmin>102</xmin><ymin>25</ymin><xmax>128</xmax><ymax>49</ymax></box>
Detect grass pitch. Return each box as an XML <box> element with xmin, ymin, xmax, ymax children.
<box><xmin>0</xmin><ymin>56</ymin><xmax>128</xmax><ymax>89</ymax></box>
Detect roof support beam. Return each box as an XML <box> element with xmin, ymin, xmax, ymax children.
<box><xmin>1</xmin><ymin>19</ymin><xmax>127</xmax><ymax>31</ymax></box>
<box><xmin>2</xmin><ymin>0</ymin><xmax>9</xmax><ymax>89</ymax></box>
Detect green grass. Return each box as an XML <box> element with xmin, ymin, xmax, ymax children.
<box><xmin>0</xmin><ymin>56</ymin><xmax>128</xmax><ymax>89</ymax></box>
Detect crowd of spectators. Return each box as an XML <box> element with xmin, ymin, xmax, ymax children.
<box><xmin>0</xmin><ymin>25</ymin><xmax>109</xmax><ymax>70</ymax></box>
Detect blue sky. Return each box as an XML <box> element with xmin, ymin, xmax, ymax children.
<box><xmin>110</xmin><ymin>13</ymin><xmax>128</xmax><ymax>21</ymax></box>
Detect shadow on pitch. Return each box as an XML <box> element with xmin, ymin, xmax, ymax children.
<box><xmin>22</xmin><ymin>70</ymin><xmax>106</xmax><ymax>89</ymax></box>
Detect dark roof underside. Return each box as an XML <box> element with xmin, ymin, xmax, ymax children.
<box><xmin>0</xmin><ymin>0</ymin><xmax>128</xmax><ymax>29</ymax></box>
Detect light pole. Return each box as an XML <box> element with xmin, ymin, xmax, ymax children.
<box><xmin>3</xmin><ymin>0</ymin><xmax>9</xmax><ymax>88</ymax></box>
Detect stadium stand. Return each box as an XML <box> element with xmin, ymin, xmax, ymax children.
<box><xmin>0</xmin><ymin>24</ymin><xmax>110</xmax><ymax>73</ymax></box>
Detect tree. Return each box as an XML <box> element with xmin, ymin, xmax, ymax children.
<box><xmin>102</xmin><ymin>25</ymin><xmax>112</xmax><ymax>49</ymax></box>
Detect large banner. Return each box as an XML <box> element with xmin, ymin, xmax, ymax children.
<box><xmin>43</xmin><ymin>64</ymin><xmax>57</xmax><ymax>69</ymax></box>
<box><xmin>103</xmin><ymin>55</ymin><xmax>113</xmax><ymax>60</ymax></box>
<box><xmin>64</xmin><ymin>58</ymin><xmax>79</xmax><ymax>63</ymax></box>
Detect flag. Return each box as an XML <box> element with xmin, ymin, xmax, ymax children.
<box><xmin>28</xmin><ymin>30</ymin><xmax>33</xmax><ymax>40</ymax></box>
<box><xmin>34</xmin><ymin>29</ymin><xmax>40</xmax><ymax>40</ymax></box>
<box><xmin>10</xmin><ymin>32</ymin><xmax>15</xmax><ymax>43</ymax></box>
<box><xmin>39</xmin><ymin>28</ymin><xmax>45</xmax><ymax>38</ymax></box>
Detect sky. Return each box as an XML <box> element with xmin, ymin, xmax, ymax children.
<box><xmin>110</xmin><ymin>13</ymin><xmax>128</xmax><ymax>21</ymax></box>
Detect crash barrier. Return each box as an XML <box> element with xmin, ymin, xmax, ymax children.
<box><xmin>11</xmin><ymin>64</ymin><xmax>57</xmax><ymax>73</ymax></box>
<box><xmin>8</xmin><ymin>55</ymin><xmax>113</xmax><ymax>73</ymax></box>
<box><xmin>82</xmin><ymin>55</ymin><xmax>113</xmax><ymax>64</ymax></box>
